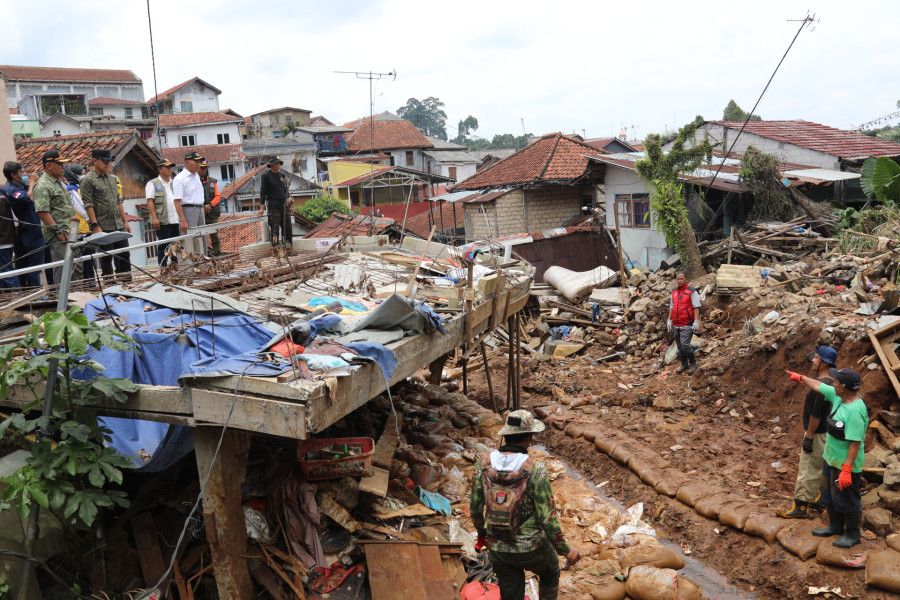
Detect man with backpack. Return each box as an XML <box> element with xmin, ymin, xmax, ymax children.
<box><xmin>470</xmin><ymin>410</ymin><xmax>581</xmax><ymax>600</ymax></box>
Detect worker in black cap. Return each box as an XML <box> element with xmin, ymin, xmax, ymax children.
<box><xmin>82</xmin><ymin>148</ymin><xmax>132</xmax><ymax>281</ymax></box>
<box><xmin>258</xmin><ymin>156</ymin><xmax>292</xmax><ymax>248</ymax></box>
<box><xmin>199</xmin><ymin>159</ymin><xmax>222</xmax><ymax>256</ymax></box>
<box><xmin>34</xmin><ymin>149</ymin><xmax>82</xmax><ymax>284</ymax></box>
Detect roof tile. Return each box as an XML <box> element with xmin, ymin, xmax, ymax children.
<box><xmin>346</xmin><ymin>119</ymin><xmax>432</xmax><ymax>151</ymax></box>
<box><xmin>712</xmin><ymin>120</ymin><xmax>900</xmax><ymax>159</ymax></box>
<box><xmin>303</xmin><ymin>212</ymin><xmax>395</xmax><ymax>239</ymax></box>
<box><xmin>89</xmin><ymin>97</ymin><xmax>145</xmax><ymax>106</ymax></box>
<box><xmin>0</xmin><ymin>65</ymin><xmax>141</xmax><ymax>83</ymax></box>
<box><xmin>14</xmin><ymin>129</ymin><xmax>143</xmax><ymax>174</ymax></box>
<box><xmin>401</xmin><ymin>202</ymin><xmax>465</xmax><ymax>238</ymax></box>
<box><xmin>158</xmin><ymin>112</ymin><xmax>242</xmax><ymax>128</ymax></box>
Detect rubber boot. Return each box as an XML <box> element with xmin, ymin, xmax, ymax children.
<box><xmin>687</xmin><ymin>354</ymin><xmax>697</xmax><ymax>374</ymax></box>
<box><xmin>833</xmin><ymin>511</ymin><xmax>861</xmax><ymax>548</ymax></box>
<box><xmin>539</xmin><ymin>586</ymin><xmax>559</xmax><ymax>600</ymax></box>
<box><xmin>676</xmin><ymin>356</ymin><xmax>688</xmax><ymax>373</ymax></box>
<box><xmin>775</xmin><ymin>499</ymin><xmax>809</xmax><ymax>519</ymax></box>
<box><xmin>812</xmin><ymin>505</ymin><xmax>844</xmax><ymax>537</ymax></box>
<box><xmin>809</xmin><ymin>490</ymin><xmax>825</xmax><ymax>511</ymax></box>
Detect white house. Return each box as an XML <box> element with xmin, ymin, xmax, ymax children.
<box><xmin>146</xmin><ymin>77</ymin><xmax>221</xmax><ymax>115</ymax></box>
<box><xmin>159</xmin><ymin>112</ymin><xmax>247</xmax><ymax>185</ymax></box>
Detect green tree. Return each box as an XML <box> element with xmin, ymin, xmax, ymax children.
<box><xmin>397</xmin><ymin>97</ymin><xmax>448</xmax><ymax>140</ymax></box>
<box><xmin>723</xmin><ymin>99</ymin><xmax>761</xmax><ymax>122</ymax></box>
<box><xmin>451</xmin><ymin>115</ymin><xmax>479</xmax><ymax>145</ymax></box>
<box><xmin>635</xmin><ymin>122</ymin><xmax>716</xmax><ymax>278</ymax></box>
<box><xmin>298</xmin><ymin>195</ymin><xmax>351</xmax><ymax>223</ymax></box>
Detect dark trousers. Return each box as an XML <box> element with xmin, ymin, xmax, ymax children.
<box><xmin>674</xmin><ymin>326</ymin><xmax>695</xmax><ymax>358</ymax></box>
<box><xmin>206</xmin><ymin>213</ymin><xmax>221</xmax><ymax>255</ymax></box>
<box><xmin>78</xmin><ymin>239</ymin><xmax>95</xmax><ymax>283</ymax></box>
<box><xmin>0</xmin><ymin>247</ymin><xmax>19</xmax><ymax>289</ymax></box>
<box><xmin>157</xmin><ymin>224</ymin><xmax>181</xmax><ymax>266</ymax></box>
<box><xmin>268</xmin><ymin>204</ymin><xmax>292</xmax><ymax>247</ymax></box>
<box><xmin>14</xmin><ymin>238</ymin><xmax>43</xmax><ymax>288</ymax></box>
<box><xmin>489</xmin><ymin>545</ymin><xmax>560</xmax><ymax>600</ymax></box>
<box><xmin>98</xmin><ymin>234</ymin><xmax>131</xmax><ymax>278</ymax></box>
<box><xmin>821</xmin><ymin>463</ymin><xmax>862</xmax><ymax>513</ymax></box>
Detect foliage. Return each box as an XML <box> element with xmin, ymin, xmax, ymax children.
<box><xmin>723</xmin><ymin>99</ymin><xmax>762</xmax><ymax>122</ymax></box>
<box><xmin>297</xmin><ymin>195</ymin><xmax>351</xmax><ymax>223</ymax></box>
<box><xmin>738</xmin><ymin>146</ymin><xmax>798</xmax><ymax>221</ymax></box>
<box><xmin>860</xmin><ymin>156</ymin><xmax>900</xmax><ymax>206</ymax></box>
<box><xmin>861</xmin><ymin>125</ymin><xmax>900</xmax><ymax>142</ymax></box>
<box><xmin>451</xmin><ymin>116</ymin><xmax>479</xmax><ymax>145</ymax></box>
<box><xmin>397</xmin><ymin>97</ymin><xmax>448</xmax><ymax>140</ymax></box>
<box><xmin>0</xmin><ymin>308</ymin><xmax>138</xmax><ymax>530</ymax></box>
<box><xmin>467</xmin><ymin>132</ymin><xmax>533</xmax><ymax>151</ymax></box>
<box><xmin>0</xmin><ymin>577</ymin><xmax>7</xmax><ymax>599</ymax></box>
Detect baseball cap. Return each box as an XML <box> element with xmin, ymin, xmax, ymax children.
<box><xmin>91</xmin><ymin>148</ymin><xmax>114</xmax><ymax>162</ymax></box>
<box><xmin>184</xmin><ymin>151</ymin><xmax>204</xmax><ymax>162</ymax></box>
<box><xmin>497</xmin><ymin>410</ymin><xmax>545</xmax><ymax>436</ymax></box>
<box><xmin>199</xmin><ymin>159</ymin><xmax>209</xmax><ymax>167</ymax></box>
<box><xmin>156</xmin><ymin>159</ymin><xmax>176</xmax><ymax>169</ymax></box>
<box><xmin>42</xmin><ymin>149</ymin><xmax>70</xmax><ymax>164</ymax></box>
<box><xmin>268</xmin><ymin>156</ymin><xmax>284</xmax><ymax>166</ymax></box>
<box><xmin>807</xmin><ymin>345</ymin><xmax>838</xmax><ymax>366</ymax></box>
<box><xmin>827</xmin><ymin>368</ymin><xmax>861</xmax><ymax>392</ymax></box>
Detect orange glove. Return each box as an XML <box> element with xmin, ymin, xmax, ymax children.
<box><xmin>837</xmin><ymin>463</ymin><xmax>853</xmax><ymax>490</ymax></box>
<box><xmin>785</xmin><ymin>370</ymin><xmax>803</xmax><ymax>382</ymax></box>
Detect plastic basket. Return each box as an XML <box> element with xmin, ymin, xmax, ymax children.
<box><xmin>296</xmin><ymin>437</ymin><xmax>375</xmax><ymax>481</ymax></box>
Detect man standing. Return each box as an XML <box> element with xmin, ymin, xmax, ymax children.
<box><xmin>257</xmin><ymin>156</ymin><xmax>292</xmax><ymax>248</ymax></box>
<box><xmin>82</xmin><ymin>149</ymin><xmax>132</xmax><ymax>281</ymax></box>
<box><xmin>470</xmin><ymin>410</ymin><xmax>580</xmax><ymax>600</ymax></box>
<box><xmin>0</xmin><ymin>189</ymin><xmax>20</xmax><ymax>289</ymax></box>
<box><xmin>145</xmin><ymin>159</ymin><xmax>179</xmax><ymax>266</ymax></box>
<box><xmin>199</xmin><ymin>160</ymin><xmax>222</xmax><ymax>256</ymax></box>
<box><xmin>667</xmin><ymin>270</ymin><xmax>701</xmax><ymax>374</ymax></box>
<box><xmin>3</xmin><ymin>161</ymin><xmax>44</xmax><ymax>288</ymax></box>
<box><xmin>776</xmin><ymin>346</ymin><xmax>837</xmax><ymax>519</ymax></box>
<box><xmin>34</xmin><ymin>150</ymin><xmax>82</xmax><ymax>285</ymax></box>
<box><xmin>173</xmin><ymin>152</ymin><xmax>206</xmax><ymax>257</ymax></box>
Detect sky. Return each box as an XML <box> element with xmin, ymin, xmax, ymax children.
<box><xmin>3</xmin><ymin>0</ymin><xmax>899</xmax><ymax>142</ymax></box>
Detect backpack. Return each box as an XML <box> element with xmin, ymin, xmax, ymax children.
<box><xmin>480</xmin><ymin>454</ymin><xmax>536</xmax><ymax>542</ymax></box>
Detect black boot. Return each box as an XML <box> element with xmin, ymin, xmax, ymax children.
<box><xmin>812</xmin><ymin>505</ymin><xmax>843</xmax><ymax>537</ymax></box>
<box><xmin>676</xmin><ymin>356</ymin><xmax>688</xmax><ymax>373</ymax></box>
<box><xmin>539</xmin><ymin>586</ymin><xmax>559</xmax><ymax>600</ymax></box>
<box><xmin>775</xmin><ymin>499</ymin><xmax>809</xmax><ymax>519</ymax></box>
<box><xmin>833</xmin><ymin>511</ymin><xmax>861</xmax><ymax>548</ymax></box>
<box><xmin>687</xmin><ymin>354</ymin><xmax>697</xmax><ymax>374</ymax></box>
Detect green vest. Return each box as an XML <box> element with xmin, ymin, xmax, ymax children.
<box><xmin>149</xmin><ymin>176</ymin><xmax>173</xmax><ymax>225</ymax></box>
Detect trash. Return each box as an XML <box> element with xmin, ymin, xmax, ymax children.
<box><xmin>762</xmin><ymin>310</ymin><xmax>780</xmax><ymax>324</ymax></box>
<box><xmin>415</xmin><ymin>486</ymin><xmax>452</xmax><ymax>516</ymax></box>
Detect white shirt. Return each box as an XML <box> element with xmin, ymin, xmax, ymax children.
<box><xmin>145</xmin><ymin>177</ymin><xmax>179</xmax><ymax>225</ymax></box>
<box><xmin>172</xmin><ymin>169</ymin><xmax>204</xmax><ymax>206</ymax></box>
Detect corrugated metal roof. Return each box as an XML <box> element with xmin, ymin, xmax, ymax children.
<box><xmin>422</xmin><ymin>150</ymin><xmax>483</xmax><ymax>163</ymax></box>
<box><xmin>782</xmin><ymin>168</ymin><xmax>861</xmax><ymax>182</ymax></box>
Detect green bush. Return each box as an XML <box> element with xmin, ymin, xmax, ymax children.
<box><xmin>297</xmin><ymin>196</ymin><xmax>351</xmax><ymax>223</ymax></box>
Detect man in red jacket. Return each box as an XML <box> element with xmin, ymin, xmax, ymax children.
<box><xmin>667</xmin><ymin>270</ymin><xmax>702</xmax><ymax>374</ymax></box>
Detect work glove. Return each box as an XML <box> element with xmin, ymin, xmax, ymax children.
<box><xmin>785</xmin><ymin>370</ymin><xmax>803</xmax><ymax>382</ymax></box>
<box><xmin>474</xmin><ymin>536</ymin><xmax>487</xmax><ymax>552</ymax></box>
<box><xmin>837</xmin><ymin>463</ymin><xmax>853</xmax><ymax>490</ymax></box>
<box><xmin>691</xmin><ymin>320</ymin><xmax>700</xmax><ymax>333</ymax></box>
<box><xmin>801</xmin><ymin>436</ymin><xmax>814</xmax><ymax>453</ymax></box>
<box><xmin>666</xmin><ymin>320</ymin><xmax>672</xmax><ymax>332</ymax></box>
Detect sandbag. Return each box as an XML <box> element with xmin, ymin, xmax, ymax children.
<box><xmin>602</xmin><ymin>538</ymin><xmax>685</xmax><ymax>570</ymax></box>
<box><xmin>675</xmin><ymin>481</ymin><xmax>724</xmax><ymax>507</ymax></box>
<box><xmin>655</xmin><ymin>470</ymin><xmax>691</xmax><ymax>497</ymax></box>
<box><xmin>624</xmin><ymin>566</ymin><xmax>702</xmax><ymax>600</ymax></box>
<box><xmin>887</xmin><ymin>534</ymin><xmax>900</xmax><ymax>553</ymax></box>
<box><xmin>430</xmin><ymin>442</ymin><xmax>465</xmax><ymax>457</ymax></box>
<box><xmin>419</xmin><ymin>434</ymin><xmax>455</xmax><ymax>449</ymax></box>
<box><xmin>865</xmin><ymin>550</ymin><xmax>900</xmax><ymax>592</ymax></box>
<box><xmin>605</xmin><ymin>533</ymin><xmax>658</xmax><ymax>550</ymax></box>
<box><xmin>628</xmin><ymin>453</ymin><xmax>670</xmax><ymax>471</ymax></box>
<box><xmin>815</xmin><ymin>542</ymin><xmax>868</xmax><ymax>569</ymax></box>
<box><xmin>693</xmin><ymin>493</ymin><xmax>735</xmax><ymax>519</ymax></box>
<box><xmin>584</xmin><ymin>578</ymin><xmax>627</xmax><ymax>600</ymax></box>
<box><xmin>628</xmin><ymin>458</ymin><xmax>656</xmax><ymax>482</ymax></box>
<box><xmin>638</xmin><ymin>468</ymin><xmax>666</xmax><ymax>488</ymax></box>
<box><xmin>609</xmin><ymin>444</ymin><xmax>636</xmax><ymax>465</ymax></box>
<box><xmin>545</xmin><ymin>265</ymin><xmax>617</xmax><ymax>302</ymax></box>
<box><xmin>776</xmin><ymin>521</ymin><xmax>822</xmax><ymax>561</ymax></box>
<box><xmin>533</xmin><ymin>405</ymin><xmax>557</xmax><ymax>420</ymax></box>
<box><xmin>595</xmin><ymin>438</ymin><xmax>621</xmax><ymax>454</ymax></box>
<box><xmin>743</xmin><ymin>512</ymin><xmax>786</xmax><ymax>545</ymax></box>
<box><xmin>582</xmin><ymin>426</ymin><xmax>608</xmax><ymax>443</ymax></box>
<box><xmin>717</xmin><ymin>501</ymin><xmax>755</xmax><ymax>529</ymax></box>
<box><xmin>565</xmin><ymin>423</ymin><xmax>587</xmax><ymax>439</ymax></box>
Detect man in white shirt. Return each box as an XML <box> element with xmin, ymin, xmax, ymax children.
<box><xmin>172</xmin><ymin>151</ymin><xmax>206</xmax><ymax>256</ymax></box>
<box><xmin>145</xmin><ymin>159</ymin><xmax>179</xmax><ymax>266</ymax></box>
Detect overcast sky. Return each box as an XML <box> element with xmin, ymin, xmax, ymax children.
<box><xmin>3</xmin><ymin>0</ymin><xmax>898</xmax><ymax>142</ymax></box>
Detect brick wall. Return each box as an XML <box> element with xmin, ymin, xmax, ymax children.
<box><xmin>464</xmin><ymin>185</ymin><xmax>590</xmax><ymax>240</ymax></box>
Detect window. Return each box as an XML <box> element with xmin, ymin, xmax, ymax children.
<box><xmin>273</xmin><ymin>116</ymin><xmax>280</xmax><ymax>124</ymax></box>
<box><xmin>90</xmin><ymin>107</ymin><xmax>104</xmax><ymax>116</ymax></box>
<box><xmin>141</xmin><ymin>106</ymin><xmax>150</xmax><ymax>119</ymax></box>
<box><xmin>124</xmin><ymin>107</ymin><xmax>133</xmax><ymax>119</ymax></box>
<box><xmin>180</xmin><ymin>100</ymin><xmax>193</xmax><ymax>112</ymax></box>
<box><xmin>220</xmin><ymin>164</ymin><xmax>235</xmax><ymax>180</ymax></box>
<box><xmin>180</xmin><ymin>134</ymin><xmax>196</xmax><ymax>147</ymax></box>
<box><xmin>284</xmin><ymin>114</ymin><xmax>292</xmax><ymax>123</ymax></box>
<box><xmin>615</xmin><ymin>193</ymin><xmax>651</xmax><ymax>229</ymax></box>
<box><xmin>448</xmin><ymin>166</ymin><xmax>457</xmax><ymax>180</ymax></box>
<box><xmin>405</xmin><ymin>151</ymin><xmax>414</xmax><ymax>166</ymax></box>
<box><xmin>143</xmin><ymin>225</ymin><xmax>158</xmax><ymax>260</ymax></box>
<box><xmin>217</xmin><ymin>133</ymin><xmax>230</xmax><ymax>144</ymax></box>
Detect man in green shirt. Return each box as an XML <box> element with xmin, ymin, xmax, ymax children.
<box><xmin>33</xmin><ymin>149</ymin><xmax>81</xmax><ymax>284</ymax></box>
<box><xmin>82</xmin><ymin>148</ymin><xmax>132</xmax><ymax>281</ymax></box>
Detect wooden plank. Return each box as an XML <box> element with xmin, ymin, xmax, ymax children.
<box><xmin>190</xmin><ymin>389</ymin><xmax>307</xmax><ymax>438</ymax></box>
<box><xmin>372</xmin><ymin>504</ymin><xmax>435</xmax><ymax>519</ymax></box>
<box><xmin>418</xmin><ymin>545</ymin><xmax>445</xmax><ymax>581</ymax></box>
<box><xmin>204</xmin><ymin>374</ymin><xmax>313</xmax><ymax>402</ymax></box>
<box><xmin>881</xmin><ymin>339</ymin><xmax>900</xmax><ymax>369</ymax></box>
<box><xmin>869</xmin><ymin>330</ymin><xmax>900</xmax><ymax>399</ymax></box>
<box><xmin>365</xmin><ymin>543</ymin><xmax>427</xmax><ymax>600</ymax></box>
<box><xmin>358</xmin><ymin>466</ymin><xmax>390</xmax><ymax>497</ymax></box>
<box><xmin>2</xmin><ymin>382</ymin><xmax>190</xmax><ymax>420</ymax></box>
<box><xmin>0</xmin><ymin>287</ymin><xmax>47</xmax><ymax>312</ymax></box>
<box><xmin>131</xmin><ymin>512</ymin><xmax>167</xmax><ymax>590</ymax></box>
<box><xmin>424</xmin><ymin>580</ymin><xmax>457</xmax><ymax>600</ymax></box>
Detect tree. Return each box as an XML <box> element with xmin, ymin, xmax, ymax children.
<box><xmin>297</xmin><ymin>195</ymin><xmax>351</xmax><ymax>223</ymax></box>
<box><xmin>635</xmin><ymin>122</ymin><xmax>716</xmax><ymax>278</ymax></box>
<box><xmin>723</xmin><ymin>100</ymin><xmax>761</xmax><ymax>122</ymax></box>
<box><xmin>397</xmin><ymin>97</ymin><xmax>448</xmax><ymax>140</ymax></box>
<box><xmin>451</xmin><ymin>115</ymin><xmax>479</xmax><ymax>145</ymax></box>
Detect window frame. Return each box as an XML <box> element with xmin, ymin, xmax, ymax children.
<box><xmin>217</xmin><ymin>133</ymin><xmax>230</xmax><ymax>144</ymax></box>
<box><xmin>124</xmin><ymin>107</ymin><xmax>133</xmax><ymax>120</ymax></box>
<box><xmin>220</xmin><ymin>164</ymin><xmax>235</xmax><ymax>180</ymax></box>
<box><xmin>405</xmin><ymin>151</ymin><xmax>414</xmax><ymax>166</ymax></box>
<box><xmin>448</xmin><ymin>166</ymin><xmax>457</xmax><ymax>180</ymax></box>
<box><xmin>180</xmin><ymin>100</ymin><xmax>193</xmax><ymax>113</ymax></box>
<box><xmin>180</xmin><ymin>134</ymin><xmax>196</xmax><ymax>147</ymax></box>
<box><xmin>614</xmin><ymin>193</ymin><xmax>651</xmax><ymax>229</ymax></box>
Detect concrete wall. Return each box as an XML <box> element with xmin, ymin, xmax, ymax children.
<box><xmin>388</xmin><ymin>149</ymin><xmax>426</xmax><ymax>170</ymax></box>
<box><xmin>41</xmin><ymin>114</ymin><xmax>84</xmax><ymax>137</ymax></box>
<box><xmin>5</xmin><ymin>80</ymin><xmax>144</xmax><ymax>107</ymax></box>
<box><xmin>433</xmin><ymin>160</ymin><xmax>477</xmax><ymax>183</ymax></box>
<box><xmin>603</xmin><ymin>164</ymin><xmax>671</xmax><ymax>269</ymax></box>
<box><xmin>164</xmin><ymin>122</ymin><xmax>241</xmax><ymax>148</ymax></box>
<box><xmin>169</xmin><ymin>82</ymin><xmax>219</xmax><ymax>113</ymax></box>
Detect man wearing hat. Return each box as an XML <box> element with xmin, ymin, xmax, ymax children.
<box><xmin>470</xmin><ymin>410</ymin><xmax>580</xmax><ymax>600</ymax></box>
<box><xmin>776</xmin><ymin>345</ymin><xmax>837</xmax><ymax>519</ymax></box>
<box><xmin>145</xmin><ymin>160</ymin><xmax>179</xmax><ymax>266</ymax></box>
<box><xmin>3</xmin><ymin>161</ymin><xmax>45</xmax><ymax>288</ymax></box>
<box><xmin>173</xmin><ymin>151</ymin><xmax>206</xmax><ymax>256</ymax></box>
<box><xmin>34</xmin><ymin>149</ymin><xmax>82</xmax><ymax>284</ymax></box>
<box><xmin>257</xmin><ymin>156</ymin><xmax>292</xmax><ymax>248</ymax></box>
<box><xmin>199</xmin><ymin>160</ymin><xmax>222</xmax><ymax>256</ymax></box>
<box><xmin>82</xmin><ymin>148</ymin><xmax>132</xmax><ymax>280</ymax></box>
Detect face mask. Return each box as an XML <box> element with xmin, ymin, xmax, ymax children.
<box><xmin>19</xmin><ymin>174</ymin><xmax>29</xmax><ymax>185</ymax></box>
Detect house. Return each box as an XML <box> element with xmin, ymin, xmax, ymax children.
<box><xmin>14</xmin><ymin>129</ymin><xmax>161</xmax><ymax>267</ymax></box>
<box><xmin>87</xmin><ymin>97</ymin><xmax>154</xmax><ymax>137</ymax></box>
<box><xmin>584</xmin><ymin>136</ymin><xmax>638</xmax><ymax>154</ymax></box>
<box><xmin>241</xmin><ymin>133</ymin><xmax>318</xmax><ymax>182</ymax></box>
<box><xmin>421</xmin><ymin>149</ymin><xmax>482</xmax><ymax>183</ymax></box>
<box><xmin>450</xmin><ymin>133</ymin><xmax>601</xmax><ymax>241</ymax></box>
<box><xmin>309</xmin><ymin>115</ymin><xmax>334</xmax><ymax>127</ymax></box>
<box><xmin>246</xmin><ymin>107</ymin><xmax>313</xmax><ymax>138</ymax></box>
<box><xmin>158</xmin><ymin>111</ymin><xmax>247</xmax><ymax>184</ymax></box>
<box><xmin>472</xmin><ymin>149</ymin><xmax>516</xmax><ymax>171</ymax></box>
<box><xmin>342</xmin><ymin>113</ymin><xmax>434</xmax><ymax>171</ymax></box>
<box><xmin>147</xmin><ymin>77</ymin><xmax>221</xmax><ymax>115</ymax></box>
<box><xmin>675</xmin><ymin>120</ymin><xmax>900</xmax><ymax>202</ymax></box>
<box><xmin>219</xmin><ymin>164</ymin><xmax>320</xmax><ymax>214</ymax></box>
<box><xmin>10</xmin><ymin>114</ymin><xmax>40</xmax><ymax>138</ymax></box>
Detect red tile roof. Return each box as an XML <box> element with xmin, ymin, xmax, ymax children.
<box><xmin>147</xmin><ymin>77</ymin><xmax>221</xmax><ymax>104</ymax></box>
<box><xmin>401</xmin><ymin>201</ymin><xmax>465</xmax><ymax>238</ymax></box>
<box><xmin>711</xmin><ymin>120</ymin><xmax>900</xmax><ymax>159</ymax></box>
<box><xmin>158</xmin><ymin>112</ymin><xmax>242</xmax><ymax>128</ymax></box>
<box><xmin>89</xmin><ymin>97</ymin><xmax>145</xmax><ymax>105</ymax></box>
<box><xmin>310</xmin><ymin>115</ymin><xmax>334</xmax><ymax>126</ymax></box>
<box><xmin>346</xmin><ymin>119</ymin><xmax>432</xmax><ymax>151</ymax></box>
<box><xmin>0</xmin><ymin>65</ymin><xmax>141</xmax><ymax>83</ymax></box>
<box><xmin>303</xmin><ymin>212</ymin><xmax>395</xmax><ymax>239</ymax></box>
<box><xmin>584</xmin><ymin>137</ymin><xmax>616</xmax><ymax>151</ymax></box>
<box><xmin>214</xmin><ymin>213</ymin><xmax>265</xmax><ymax>254</ymax></box>
<box><xmin>221</xmin><ymin>165</ymin><xmax>266</xmax><ymax>200</ymax></box>
<box><xmin>161</xmin><ymin>143</ymin><xmax>245</xmax><ymax>166</ymax></box>
<box><xmin>452</xmin><ymin>133</ymin><xmax>598</xmax><ymax>191</ymax></box>
<box><xmin>14</xmin><ymin>129</ymin><xmax>144</xmax><ymax>173</ymax></box>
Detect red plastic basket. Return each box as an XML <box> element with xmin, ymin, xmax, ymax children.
<box><xmin>296</xmin><ymin>437</ymin><xmax>375</xmax><ymax>481</ymax></box>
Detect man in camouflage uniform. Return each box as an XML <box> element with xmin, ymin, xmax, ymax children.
<box><xmin>34</xmin><ymin>149</ymin><xmax>81</xmax><ymax>285</ymax></box>
<box><xmin>82</xmin><ymin>148</ymin><xmax>131</xmax><ymax>280</ymax></box>
<box><xmin>199</xmin><ymin>161</ymin><xmax>222</xmax><ymax>256</ymax></box>
<box><xmin>470</xmin><ymin>410</ymin><xmax>581</xmax><ymax>600</ymax></box>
